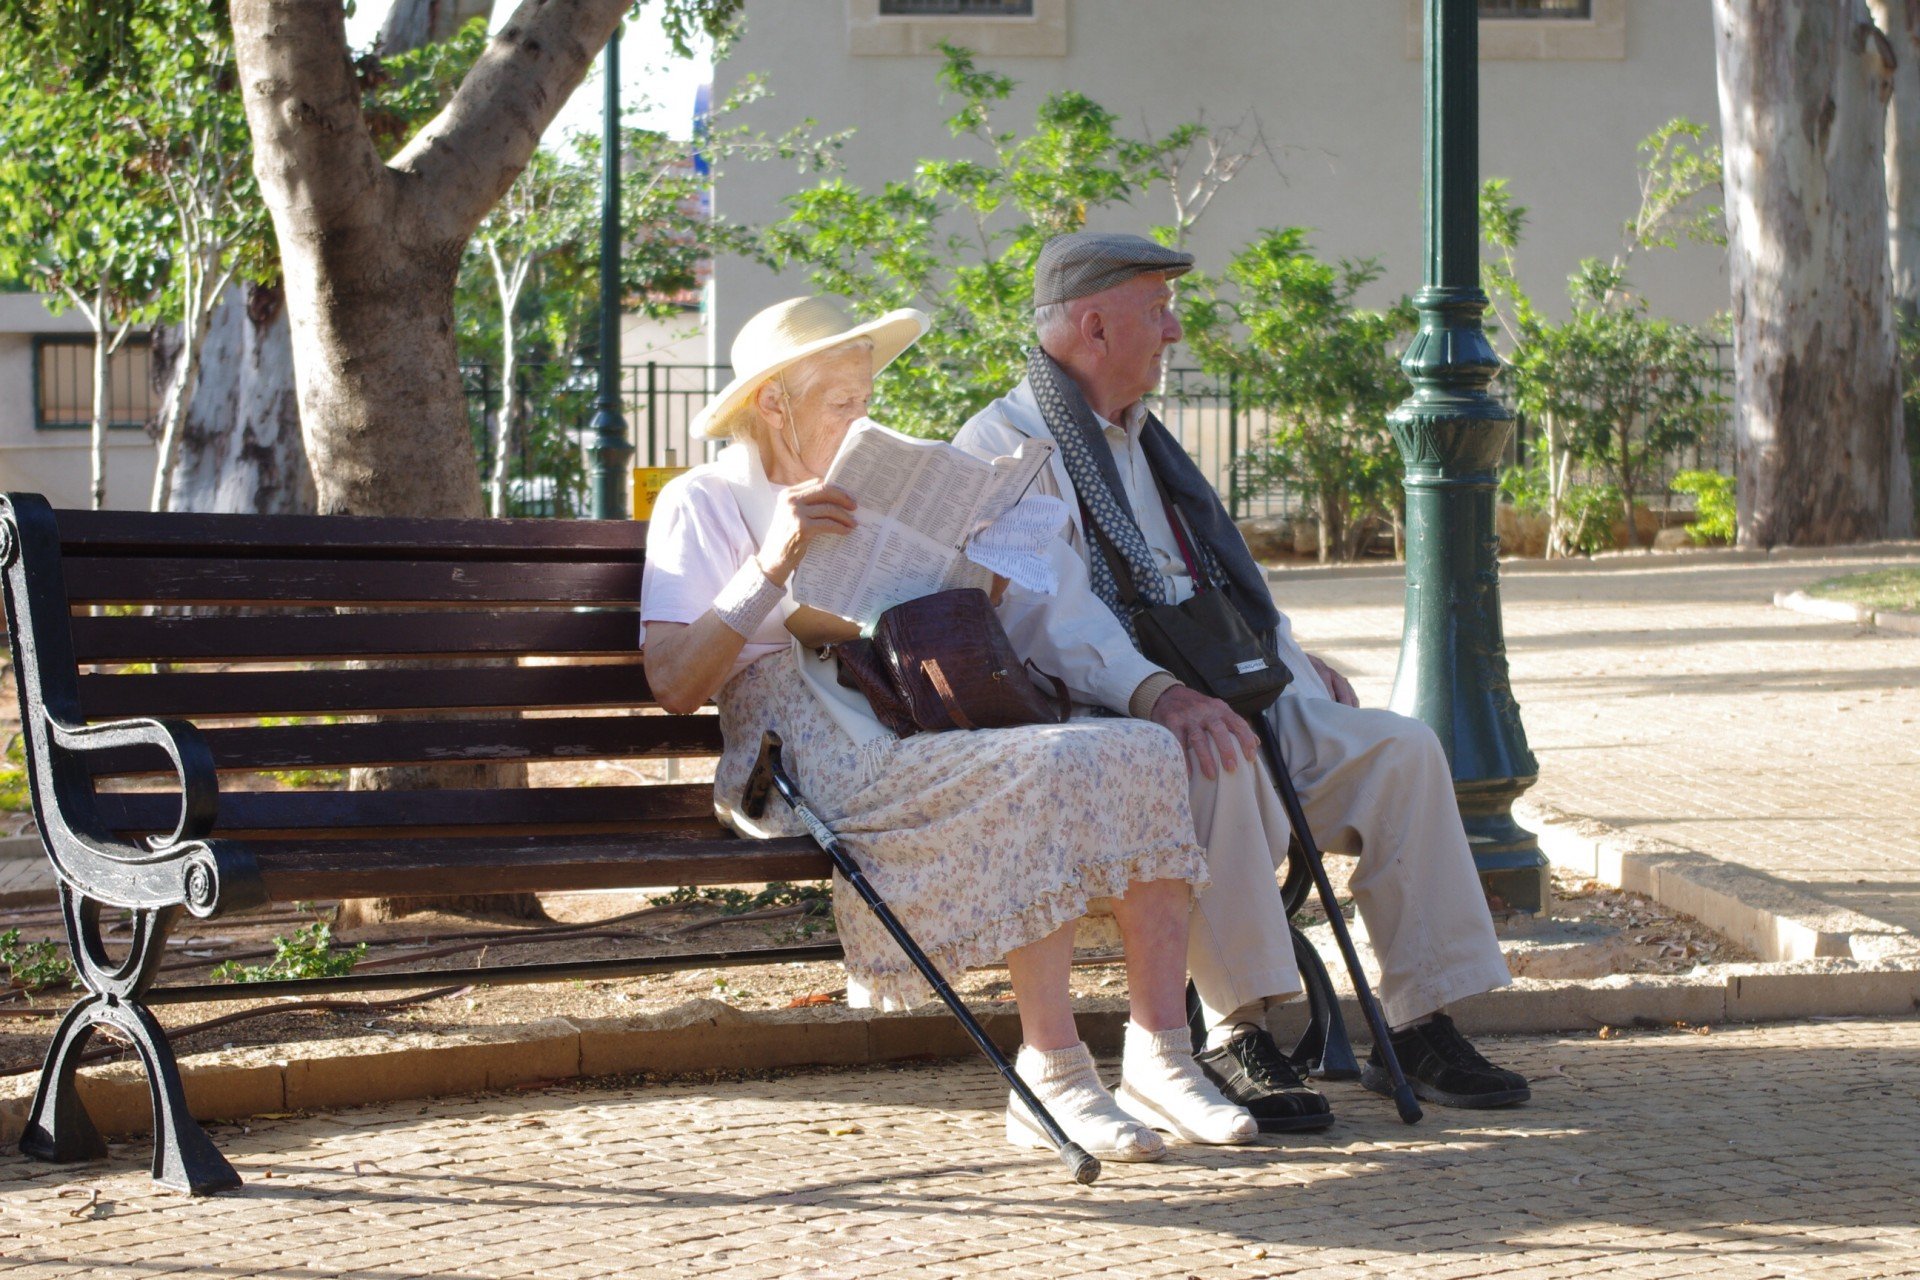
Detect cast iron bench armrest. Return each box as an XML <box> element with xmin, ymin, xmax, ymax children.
<box><xmin>30</xmin><ymin>710</ymin><xmax>257</xmax><ymax>918</ymax></box>
<box><xmin>44</xmin><ymin>711</ymin><xmax>220</xmax><ymax>852</ymax></box>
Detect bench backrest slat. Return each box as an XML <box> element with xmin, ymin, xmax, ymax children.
<box><xmin>53</xmin><ymin>510</ymin><xmax>645</xmax><ymax>561</ymax></box>
<box><xmin>86</xmin><ymin>713</ymin><xmax>725</xmax><ymax>777</ymax></box>
<box><xmin>78</xmin><ymin>662</ymin><xmax>651</xmax><ymax>720</ymax></box>
<box><xmin>95</xmin><ymin>783</ymin><xmax>716</xmax><ymax>839</ymax></box>
<box><xmin>69</xmin><ymin>609</ymin><xmax>643</xmax><ymax>664</ymax></box>
<box><xmin>63</xmin><ymin>557</ymin><xmax>642</xmax><ymax>607</ymax></box>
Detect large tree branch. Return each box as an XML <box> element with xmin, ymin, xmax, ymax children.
<box><xmin>230</xmin><ymin>0</ymin><xmax>391</xmax><ymax>237</ymax></box>
<box><xmin>392</xmin><ymin>0</ymin><xmax>629</xmax><ymax>242</ymax></box>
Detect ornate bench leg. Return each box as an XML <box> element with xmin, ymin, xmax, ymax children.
<box><xmin>19</xmin><ymin>995</ymin><xmax>109</xmax><ymax>1165</ymax></box>
<box><xmin>1287</xmin><ymin>923</ymin><xmax>1360</xmax><ymax>1081</ymax></box>
<box><xmin>21</xmin><ymin>887</ymin><xmax>242</xmax><ymax>1195</ymax></box>
<box><xmin>104</xmin><ymin>999</ymin><xmax>239</xmax><ymax>1194</ymax></box>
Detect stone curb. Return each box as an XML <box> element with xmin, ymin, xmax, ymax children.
<box><xmin>8</xmin><ymin>948</ymin><xmax>1919</xmax><ymax>1148</ymax></box>
<box><xmin>1773</xmin><ymin>588</ymin><xmax>1920</xmax><ymax>635</ymax></box>
<box><xmin>1518</xmin><ymin>798</ymin><xmax>1920</xmax><ymax>967</ymax></box>
<box><xmin>1262</xmin><ymin>541</ymin><xmax>1920</xmax><ymax>584</ymax></box>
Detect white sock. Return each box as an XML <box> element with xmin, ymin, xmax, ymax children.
<box><xmin>1007</xmin><ymin>1042</ymin><xmax>1164</xmax><ymax>1162</ymax></box>
<box><xmin>1118</xmin><ymin>1023</ymin><xmax>1258</xmax><ymax>1146</ymax></box>
<box><xmin>1205</xmin><ymin>999</ymin><xmax>1271</xmax><ymax>1050</ymax></box>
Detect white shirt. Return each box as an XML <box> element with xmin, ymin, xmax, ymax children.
<box><xmin>639</xmin><ymin>461</ymin><xmax>789</xmax><ymax>683</ymax></box>
<box><xmin>953</xmin><ymin>377</ymin><xmax>1328</xmax><ymax>713</ymax></box>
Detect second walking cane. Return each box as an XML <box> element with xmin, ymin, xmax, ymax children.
<box><xmin>742</xmin><ymin>731</ymin><xmax>1102</xmax><ymax>1185</ymax></box>
<box><xmin>1253</xmin><ymin>712</ymin><xmax>1423</xmax><ymax>1125</ymax></box>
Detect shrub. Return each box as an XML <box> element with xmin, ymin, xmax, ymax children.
<box><xmin>1671</xmin><ymin>469</ymin><xmax>1735</xmax><ymax>544</ymax></box>
<box><xmin>212</xmin><ymin>921</ymin><xmax>366</xmax><ymax>983</ymax></box>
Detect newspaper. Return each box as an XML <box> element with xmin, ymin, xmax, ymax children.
<box><xmin>790</xmin><ymin>418</ymin><xmax>1056</xmax><ymax>625</ymax></box>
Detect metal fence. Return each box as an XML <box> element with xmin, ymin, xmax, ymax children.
<box><xmin>464</xmin><ymin>353</ymin><xmax>1734</xmax><ymax>522</ymax></box>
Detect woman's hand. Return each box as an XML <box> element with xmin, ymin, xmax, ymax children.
<box><xmin>757</xmin><ymin>481</ymin><xmax>857</xmax><ymax>585</ymax></box>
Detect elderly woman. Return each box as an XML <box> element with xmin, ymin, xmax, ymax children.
<box><xmin>640</xmin><ymin>296</ymin><xmax>1255</xmax><ymax>1161</ymax></box>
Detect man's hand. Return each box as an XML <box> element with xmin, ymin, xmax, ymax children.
<box><xmin>1149</xmin><ymin>684</ymin><xmax>1260</xmax><ymax>782</ymax></box>
<box><xmin>1307</xmin><ymin>653</ymin><xmax>1358</xmax><ymax>708</ymax></box>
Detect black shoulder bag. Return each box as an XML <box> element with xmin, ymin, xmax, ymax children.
<box><xmin>1080</xmin><ymin>477</ymin><xmax>1290</xmax><ymax>721</ymax></box>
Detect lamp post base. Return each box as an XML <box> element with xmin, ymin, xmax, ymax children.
<box><xmin>1457</xmin><ymin>781</ymin><xmax>1550</xmax><ymax>914</ymax></box>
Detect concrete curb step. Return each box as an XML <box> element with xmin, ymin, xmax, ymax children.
<box><xmin>1773</xmin><ymin>589</ymin><xmax>1920</xmax><ymax>635</ymax></box>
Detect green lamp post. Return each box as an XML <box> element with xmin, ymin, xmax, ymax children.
<box><xmin>1387</xmin><ymin>0</ymin><xmax>1549</xmax><ymax>912</ymax></box>
<box><xmin>587</xmin><ymin>24</ymin><xmax>634</xmax><ymax>520</ymax></box>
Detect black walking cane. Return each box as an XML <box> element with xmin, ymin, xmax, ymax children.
<box><xmin>742</xmin><ymin>730</ymin><xmax>1102</xmax><ymax>1185</ymax></box>
<box><xmin>1250</xmin><ymin>713</ymin><xmax>1424</xmax><ymax>1126</ymax></box>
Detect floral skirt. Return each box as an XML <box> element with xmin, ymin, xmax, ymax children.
<box><xmin>713</xmin><ymin>654</ymin><xmax>1208</xmax><ymax>1011</ymax></box>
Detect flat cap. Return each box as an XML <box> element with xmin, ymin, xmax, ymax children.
<box><xmin>1033</xmin><ymin>231</ymin><xmax>1195</xmax><ymax>307</ymax></box>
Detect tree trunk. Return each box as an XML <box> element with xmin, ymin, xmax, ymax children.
<box><xmin>1714</xmin><ymin>0</ymin><xmax>1916</xmax><ymax>546</ymax></box>
<box><xmin>159</xmin><ymin>284</ymin><xmax>315</xmax><ymax>515</ymax></box>
<box><xmin>1867</xmin><ymin>0</ymin><xmax>1920</xmax><ymax>323</ymax></box>
<box><xmin>492</xmin><ymin>292</ymin><xmax>519</xmax><ymax>518</ymax></box>
<box><xmin>230</xmin><ymin>0</ymin><xmax>627</xmax><ymax>922</ymax></box>
<box><xmin>379</xmin><ymin>0</ymin><xmax>495</xmax><ymax>53</ymax></box>
<box><xmin>89</xmin><ymin>321</ymin><xmax>110</xmax><ymax>511</ymax></box>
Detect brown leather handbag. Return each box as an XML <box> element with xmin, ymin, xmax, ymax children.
<box><xmin>833</xmin><ymin>587</ymin><xmax>1068</xmax><ymax>737</ymax></box>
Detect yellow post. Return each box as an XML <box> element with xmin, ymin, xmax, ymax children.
<box><xmin>631</xmin><ymin>467</ymin><xmax>689</xmax><ymax>521</ymax></box>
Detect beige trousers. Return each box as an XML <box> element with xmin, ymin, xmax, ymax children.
<box><xmin>1185</xmin><ymin>694</ymin><xmax>1512</xmax><ymax>1031</ymax></box>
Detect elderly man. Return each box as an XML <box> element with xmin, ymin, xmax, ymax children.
<box><xmin>953</xmin><ymin>231</ymin><xmax>1527</xmax><ymax>1131</ymax></box>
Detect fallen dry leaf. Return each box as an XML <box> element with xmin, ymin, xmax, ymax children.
<box><xmin>1597</xmin><ymin>1025</ymin><xmax>1617</xmax><ymax>1040</ymax></box>
<box><xmin>786</xmin><ymin>993</ymin><xmax>834</xmax><ymax>1008</ymax></box>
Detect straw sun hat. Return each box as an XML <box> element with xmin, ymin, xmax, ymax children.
<box><xmin>694</xmin><ymin>296</ymin><xmax>930</xmax><ymax>438</ymax></box>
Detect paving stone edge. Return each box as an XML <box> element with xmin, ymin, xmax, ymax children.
<box><xmin>1773</xmin><ymin>588</ymin><xmax>1920</xmax><ymax>635</ymax></box>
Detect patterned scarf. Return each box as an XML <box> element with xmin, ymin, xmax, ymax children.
<box><xmin>1026</xmin><ymin>346</ymin><xmax>1280</xmax><ymax>649</ymax></box>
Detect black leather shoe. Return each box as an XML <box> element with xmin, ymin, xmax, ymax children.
<box><xmin>1194</xmin><ymin>1024</ymin><xmax>1335</xmax><ymax>1133</ymax></box>
<box><xmin>1362</xmin><ymin>1013</ymin><xmax>1531</xmax><ymax>1109</ymax></box>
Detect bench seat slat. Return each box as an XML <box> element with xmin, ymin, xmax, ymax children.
<box><xmin>87</xmin><ymin>714</ymin><xmax>723</xmax><ymax>775</ymax></box>
<box><xmin>56</xmin><ymin>510</ymin><xmax>645</xmax><ymax>562</ymax></box>
<box><xmin>63</xmin><ymin>558</ymin><xmax>641</xmax><ymax>607</ymax></box>
<box><xmin>97</xmin><ymin>783</ymin><xmax>714</xmax><ymax>838</ymax></box>
<box><xmin>79</xmin><ymin>663</ymin><xmax>651</xmax><ymax>720</ymax></box>
<box><xmin>69</xmin><ymin>610</ymin><xmax>643</xmax><ymax>664</ymax></box>
<box><xmin>254</xmin><ymin>832</ymin><xmax>830</xmax><ymax>901</ymax></box>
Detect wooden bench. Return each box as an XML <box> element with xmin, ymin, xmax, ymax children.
<box><xmin>0</xmin><ymin>493</ymin><xmax>842</xmax><ymax>1194</ymax></box>
<box><xmin>0</xmin><ymin>492</ymin><xmax>1353</xmax><ymax>1196</ymax></box>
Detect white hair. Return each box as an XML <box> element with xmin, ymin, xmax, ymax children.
<box><xmin>1033</xmin><ymin>300</ymin><xmax>1078</xmax><ymax>350</ymax></box>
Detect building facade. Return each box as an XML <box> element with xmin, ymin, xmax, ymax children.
<box><xmin>711</xmin><ymin>0</ymin><xmax>1726</xmax><ymax>361</ymax></box>
<box><xmin>0</xmin><ymin>292</ymin><xmax>160</xmax><ymax>511</ymax></box>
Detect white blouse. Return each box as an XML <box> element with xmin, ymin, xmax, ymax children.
<box><xmin>638</xmin><ymin>462</ymin><xmax>788</xmax><ymax>683</ymax></box>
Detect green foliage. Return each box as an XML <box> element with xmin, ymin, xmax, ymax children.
<box><xmin>0</xmin><ymin>927</ymin><xmax>73</xmax><ymax>993</ymax></box>
<box><xmin>647</xmin><ymin>881</ymin><xmax>833</xmax><ymax>917</ymax></box>
<box><xmin>1481</xmin><ymin>120</ymin><xmax>1728</xmax><ymax>555</ymax></box>
<box><xmin>766</xmin><ymin>43</ymin><xmax>1238</xmax><ymax>438</ymax></box>
<box><xmin>457</xmin><ymin>70</ymin><xmax>843</xmax><ymax>513</ymax></box>
<box><xmin>1557</xmin><ymin>482</ymin><xmax>1624</xmax><ymax>556</ymax></box>
<box><xmin>1182</xmin><ymin>230</ymin><xmax>1414</xmax><ymax>561</ymax></box>
<box><xmin>0</xmin><ymin>736</ymin><xmax>33</xmax><ymax>813</ymax></box>
<box><xmin>0</xmin><ymin>0</ymin><xmax>743</xmax><ymax>82</ymax></box>
<box><xmin>1806</xmin><ymin>567</ymin><xmax>1920</xmax><ymax>616</ymax></box>
<box><xmin>1671</xmin><ymin>469</ymin><xmax>1735</xmax><ymax>544</ymax></box>
<box><xmin>359</xmin><ymin>15</ymin><xmax>490</xmax><ymax>160</ymax></box>
<box><xmin>212</xmin><ymin>920</ymin><xmax>366</xmax><ymax>984</ymax></box>
<box><xmin>1627</xmin><ymin>118</ymin><xmax>1725</xmax><ymax>253</ymax></box>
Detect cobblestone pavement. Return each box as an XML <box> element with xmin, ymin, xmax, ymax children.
<box><xmin>1279</xmin><ymin>553</ymin><xmax>1920</xmax><ymax>936</ymax></box>
<box><xmin>3</xmin><ymin>1018</ymin><xmax>1917</xmax><ymax>1279</ymax></box>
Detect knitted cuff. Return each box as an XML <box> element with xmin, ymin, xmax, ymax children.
<box><xmin>711</xmin><ymin>559</ymin><xmax>784</xmax><ymax>638</ymax></box>
<box><xmin>1128</xmin><ymin>672</ymin><xmax>1183</xmax><ymax>720</ymax></box>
